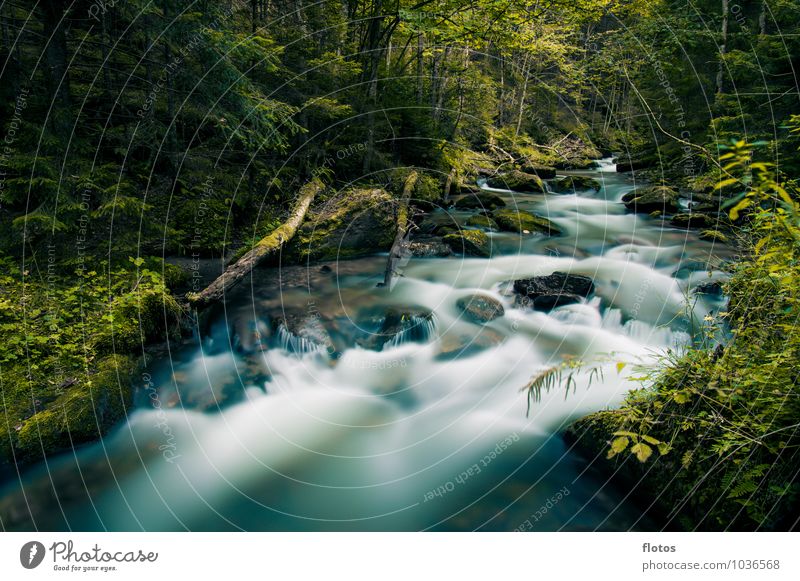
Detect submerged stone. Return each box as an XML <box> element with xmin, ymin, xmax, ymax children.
<box><xmin>456</xmin><ymin>293</ymin><xmax>505</xmax><ymax>324</ymax></box>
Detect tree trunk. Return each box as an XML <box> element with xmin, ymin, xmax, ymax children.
<box><xmin>380</xmin><ymin>171</ymin><xmax>418</xmax><ymax>289</ymax></box>
<box><xmin>515</xmin><ymin>53</ymin><xmax>531</xmax><ymax>137</ymax></box>
<box><xmin>41</xmin><ymin>0</ymin><xmax>71</xmax><ymax>135</ymax></box>
<box><xmin>187</xmin><ymin>179</ymin><xmax>324</xmax><ymax>310</ymax></box>
<box><xmin>416</xmin><ymin>33</ymin><xmax>424</xmax><ymax>104</ymax></box>
<box><xmin>716</xmin><ymin>0</ymin><xmax>729</xmax><ymax>94</ymax></box>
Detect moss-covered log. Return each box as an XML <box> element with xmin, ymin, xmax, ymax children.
<box><xmin>187</xmin><ymin>178</ymin><xmax>324</xmax><ymax>310</ymax></box>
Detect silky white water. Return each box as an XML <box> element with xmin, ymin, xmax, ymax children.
<box><xmin>0</xmin><ymin>161</ymin><xmax>733</xmax><ymax>531</ymax></box>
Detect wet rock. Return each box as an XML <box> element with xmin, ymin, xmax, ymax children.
<box><xmin>519</xmin><ymin>163</ymin><xmax>557</xmax><ymax>179</ymax></box>
<box><xmin>554</xmin><ymin>176</ymin><xmax>601</xmax><ymax>193</ymax></box>
<box><xmin>492</xmin><ymin>209</ymin><xmax>561</xmax><ymax>235</ymax></box>
<box><xmin>356</xmin><ymin>307</ymin><xmax>436</xmax><ymax>351</ymax></box>
<box><xmin>273</xmin><ymin>312</ymin><xmax>334</xmax><ymax>355</ymax></box>
<box><xmin>554</xmin><ymin>158</ymin><xmax>596</xmax><ymax>170</ymax></box>
<box><xmin>232</xmin><ymin>316</ymin><xmax>271</xmax><ymax>354</ymax></box>
<box><xmin>430</xmin><ymin>223</ymin><xmax>460</xmax><ymax>237</ymax></box>
<box><xmin>693</xmin><ymin>281</ymin><xmax>724</xmax><ymax>296</ymax></box>
<box><xmin>409</xmin><ymin>237</ymin><xmax>453</xmax><ymax>257</ymax></box>
<box><xmin>435</xmin><ymin>327</ymin><xmax>505</xmax><ymax>360</ymax></box>
<box><xmin>287</xmin><ymin>187</ymin><xmax>397</xmax><ymax>262</ymax></box>
<box><xmin>443</xmin><ymin>230</ymin><xmax>491</xmax><ymax>257</ymax></box>
<box><xmin>454</xmin><ymin>191</ymin><xmax>506</xmax><ymax>210</ymax></box>
<box><xmin>699</xmin><ymin>229</ymin><xmax>729</xmax><ymax>243</ymax></box>
<box><xmin>670</xmin><ymin>213</ymin><xmax>715</xmax><ymax>229</ymax></box>
<box><xmin>621</xmin><ymin>186</ymin><xmax>680</xmax><ymax>214</ymax></box>
<box><xmin>485</xmin><ymin>170</ymin><xmax>545</xmax><ymax>193</ymax></box>
<box><xmin>456</xmin><ymin>293</ymin><xmax>505</xmax><ymax>324</ymax></box>
<box><xmin>512</xmin><ymin>272</ymin><xmax>595</xmax><ymax>311</ymax></box>
<box><xmin>466</xmin><ymin>214</ymin><xmax>498</xmax><ymax>230</ymax></box>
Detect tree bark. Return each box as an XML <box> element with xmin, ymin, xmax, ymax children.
<box><xmin>716</xmin><ymin>0</ymin><xmax>729</xmax><ymax>94</ymax></box>
<box><xmin>187</xmin><ymin>179</ymin><xmax>324</xmax><ymax>310</ymax></box>
<box><xmin>380</xmin><ymin>171</ymin><xmax>418</xmax><ymax>288</ymax></box>
<box><xmin>41</xmin><ymin>0</ymin><xmax>71</xmax><ymax>135</ymax></box>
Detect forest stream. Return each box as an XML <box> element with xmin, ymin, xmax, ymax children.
<box><xmin>0</xmin><ymin>160</ymin><xmax>735</xmax><ymax>531</ymax></box>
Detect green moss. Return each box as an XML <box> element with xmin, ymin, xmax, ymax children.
<box><xmin>466</xmin><ymin>214</ymin><xmax>498</xmax><ymax>230</ymax></box>
<box><xmin>699</xmin><ymin>229</ymin><xmax>729</xmax><ymax>243</ymax></box>
<box><xmin>443</xmin><ymin>230</ymin><xmax>491</xmax><ymax>257</ymax></box>
<box><xmin>13</xmin><ymin>355</ymin><xmax>137</xmax><ymax>463</ymax></box>
<box><xmin>287</xmin><ymin>188</ymin><xmax>397</xmax><ymax>263</ymax></box>
<box><xmin>492</xmin><ymin>209</ymin><xmax>561</xmax><ymax>235</ymax></box>
<box><xmin>0</xmin><ymin>257</ymin><xmax>180</xmax><ymax>465</ymax></box>
<box><xmin>486</xmin><ymin>170</ymin><xmax>545</xmax><ymax>193</ymax></box>
<box><xmin>554</xmin><ymin>176</ymin><xmax>601</xmax><ymax>192</ymax></box>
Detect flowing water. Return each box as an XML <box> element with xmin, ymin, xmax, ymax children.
<box><xmin>0</xmin><ymin>161</ymin><xmax>734</xmax><ymax>531</ymax></box>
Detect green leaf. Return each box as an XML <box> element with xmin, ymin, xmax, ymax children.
<box><xmin>630</xmin><ymin>442</ymin><xmax>653</xmax><ymax>462</ymax></box>
<box><xmin>607</xmin><ymin>436</ymin><xmax>629</xmax><ymax>458</ymax></box>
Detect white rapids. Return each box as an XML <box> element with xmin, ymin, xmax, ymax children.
<box><xmin>0</xmin><ymin>162</ymin><xmax>733</xmax><ymax>531</ymax></box>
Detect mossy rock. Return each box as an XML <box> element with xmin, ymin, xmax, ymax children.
<box><xmin>485</xmin><ymin>170</ymin><xmax>545</xmax><ymax>193</ymax></box>
<box><xmin>519</xmin><ymin>163</ymin><xmax>556</xmax><ymax>179</ymax></box>
<box><xmin>554</xmin><ymin>176</ymin><xmax>602</xmax><ymax>193</ymax></box>
<box><xmin>443</xmin><ymin>230</ymin><xmax>491</xmax><ymax>257</ymax></box>
<box><xmin>454</xmin><ymin>191</ymin><xmax>506</xmax><ymax>210</ymax></box>
<box><xmin>5</xmin><ymin>354</ymin><xmax>138</xmax><ymax>465</ymax></box>
<box><xmin>554</xmin><ymin>157</ymin><xmax>596</xmax><ymax>170</ymax></box>
<box><xmin>492</xmin><ymin>209</ymin><xmax>561</xmax><ymax>235</ymax></box>
<box><xmin>621</xmin><ymin>186</ymin><xmax>680</xmax><ymax>214</ymax></box>
<box><xmin>456</xmin><ymin>293</ymin><xmax>505</xmax><ymax>324</ymax></box>
<box><xmin>466</xmin><ymin>214</ymin><xmax>498</xmax><ymax>230</ymax></box>
<box><xmin>699</xmin><ymin>229</ymin><xmax>729</xmax><ymax>243</ymax></box>
<box><xmin>287</xmin><ymin>188</ymin><xmax>397</xmax><ymax>263</ymax></box>
<box><xmin>670</xmin><ymin>212</ymin><xmax>715</xmax><ymax>229</ymax></box>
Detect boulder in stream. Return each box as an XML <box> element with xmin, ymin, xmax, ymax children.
<box><xmin>443</xmin><ymin>230</ymin><xmax>491</xmax><ymax>257</ymax></box>
<box><xmin>485</xmin><ymin>170</ymin><xmax>546</xmax><ymax>193</ymax></box>
<box><xmin>621</xmin><ymin>186</ymin><xmax>680</xmax><ymax>214</ymax></box>
<box><xmin>287</xmin><ymin>187</ymin><xmax>397</xmax><ymax>262</ymax></box>
<box><xmin>454</xmin><ymin>191</ymin><xmax>506</xmax><ymax>210</ymax></box>
<box><xmin>492</xmin><ymin>209</ymin><xmax>561</xmax><ymax>235</ymax></box>
<box><xmin>409</xmin><ymin>237</ymin><xmax>453</xmax><ymax>257</ymax></box>
<box><xmin>554</xmin><ymin>176</ymin><xmax>602</xmax><ymax>193</ymax></box>
<box><xmin>465</xmin><ymin>214</ymin><xmax>498</xmax><ymax>230</ymax></box>
<box><xmin>512</xmin><ymin>272</ymin><xmax>595</xmax><ymax>311</ymax></box>
<box><xmin>354</xmin><ymin>307</ymin><xmax>436</xmax><ymax>351</ymax></box>
<box><xmin>456</xmin><ymin>293</ymin><xmax>505</xmax><ymax>324</ymax></box>
<box><xmin>670</xmin><ymin>212</ymin><xmax>715</xmax><ymax>229</ymax></box>
<box><xmin>272</xmin><ymin>312</ymin><xmax>335</xmax><ymax>355</ymax></box>
<box><xmin>519</xmin><ymin>163</ymin><xmax>557</xmax><ymax>179</ymax></box>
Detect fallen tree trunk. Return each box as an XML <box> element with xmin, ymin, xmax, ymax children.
<box><xmin>187</xmin><ymin>178</ymin><xmax>324</xmax><ymax>310</ymax></box>
<box><xmin>380</xmin><ymin>171</ymin><xmax>418</xmax><ymax>288</ymax></box>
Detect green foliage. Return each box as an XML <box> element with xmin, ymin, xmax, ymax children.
<box><xmin>581</xmin><ymin>132</ymin><xmax>800</xmax><ymax>530</ymax></box>
<box><xmin>0</xmin><ymin>255</ymin><xmax>183</xmax><ymax>464</ymax></box>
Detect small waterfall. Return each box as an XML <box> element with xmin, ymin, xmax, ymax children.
<box><xmin>595</xmin><ymin>156</ymin><xmax>617</xmax><ymax>173</ymax></box>
<box><xmin>382</xmin><ymin>314</ymin><xmax>437</xmax><ymax>350</ymax></box>
<box><xmin>276</xmin><ymin>324</ymin><xmax>326</xmax><ymax>355</ymax></box>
